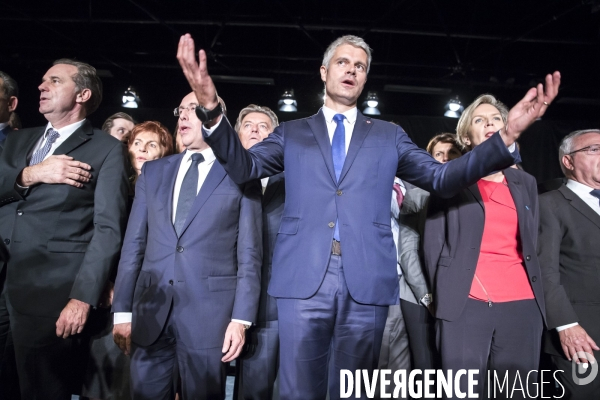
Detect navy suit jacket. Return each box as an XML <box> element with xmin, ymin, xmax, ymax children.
<box><xmin>423</xmin><ymin>168</ymin><xmax>546</xmax><ymax>323</ymax></box>
<box><xmin>205</xmin><ymin>109</ymin><xmax>516</xmax><ymax>306</ymax></box>
<box><xmin>112</xmin><ymin>151</ymin><xmax>263</xmax><ymax>349</ymax></box>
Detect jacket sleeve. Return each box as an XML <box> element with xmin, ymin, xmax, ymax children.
<box><xmin>538</xmin><ymin>195</ymin><xmax>579</xmax><ymax>329</ymax></box>
<box><xmin>70</xmin><ymin>141</ymin><xmax>129</xmax><ymax>306</ymax></box>
<box><xmin>231</xmin><ymin>179</ymin><xmax>263</xmax><ymax>323</ymax></box>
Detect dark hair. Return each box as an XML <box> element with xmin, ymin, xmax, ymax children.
<box><xmin>426</xmin><ymin>133</ymin><xmax>462</xmax><ymax>155</ymax></box>
<box><xmin>0</xmin><ymin>71</ymin><xmax>19</xmax><ymax>99</ymax></box>
<box><xmin>52</xmin><ymin>58</ymin><xmax>103</xmax><ymax>115</ymax></box>
<box><xmin>102</xmin><ymin>112</ymin><xmax>136</xmax><ymax>134</ymax></box>
<box><xmin>128</xmin><ymin>121</ymin><xmax>174</xmax><ymax>157</ymax></box>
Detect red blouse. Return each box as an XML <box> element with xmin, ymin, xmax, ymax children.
<box><xmin>468</xmin><ymin>179</ymin><xmax>534</xmax><ymax>303</ymax></box>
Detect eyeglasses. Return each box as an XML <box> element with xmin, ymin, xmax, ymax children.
<box><xmin>568</xmin><ymin>144</ymin><xmax>600</xmax><ymax>156</ymax></box>
<box><xmin>173</xmin><ymin>104</ymin><xmax>198</xmax><ymax>117</ymax></box>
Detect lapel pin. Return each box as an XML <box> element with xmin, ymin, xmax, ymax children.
<box><xmin>525</xmin><ymin>205</ymin><xmax>530</xmax><ymax>210</ymax></box>
<box><xmin>366</xmin><ymin>120</ymin><xmax>371</xmax><ymax>124</ymax></box>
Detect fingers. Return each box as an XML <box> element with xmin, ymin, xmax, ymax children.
<box><xmin>562</xmin><ymin>344</ymin><xmax>571</xmax><ymax>361</ymax></box>
<box><xmin>126</xmin><ymin>333</ymin><xmax>131</xmax><ymax>355</ymax></box>
<box><xmin>199</xmin><ymin>49</ymin><xmax>208</xmax><ymax>77</ymax></box>
<box><xmin>56</xmin><ymin>318</ymin><xmax>66</xmax><ymax>338</ymax></box>
<box><xmin>221</xmin><ymin>337</ymin><xmax>243</xmax><ymax>362</ymax></box>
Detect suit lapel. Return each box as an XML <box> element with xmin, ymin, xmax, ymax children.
<box><xmin>178</xmin><ymin>160</ymin><xmax>227</xmax><ymax>237</ymax></box>
<box><xmin>560</xmin><ymin>185</ymin><xmax>600</xmax><ymax>230</ymax></box>
<box><xmin>467</xmin><ymin>183</ymin><xmax>484</xmax><ymax>210</ymax></box>
<box><xmin>307</xmin><ymin>109</ymin><xmax>336</xmax><ymax>185</ymax></box>
<box><xmin>18</xmin><ymin>127</ymin><xmax>46</xmax><ymax>164</ymax></box>
<box><xmin>263</xmin><ymin>172</ymin><xmax>284</xmax><ymax>206</ymax></box>
<box><xmin>338</xmin><ymin>111</ymin><xmax>372</xmax><ymax>184</ymax></box>
<box><xmin>505</xmin><ymin>171</ymin><xmax>529</xmax><ymax>235</ymax></box>
<box><xmin>53</xmin><ymin>120</ymin><xmax>93</xmax><ymax>156</ymax></box>
<box><xmin>162</xmin><ymin>152</ymin><xmax>186</xmax><ymax>238</ymax></box>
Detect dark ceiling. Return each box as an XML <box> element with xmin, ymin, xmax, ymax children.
<box><xmin>1</xmin><ymin>0</ymin><xmax>600</xmax><ymax>129</ymax></box>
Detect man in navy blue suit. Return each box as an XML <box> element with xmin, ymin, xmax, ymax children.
<box><xmin>0</xmin><ymin>71</ymin><xmax>19</xmax><ymax>149</ymax></box>
<box><xmin>177</xmin><ymin>34</ymin><xmax>560</xmax><ymax>399</ymax></box>
<box><xmin>112</xmin><ymin>92</ymin><xmax>262</xmax><ymax>399</ymax></box>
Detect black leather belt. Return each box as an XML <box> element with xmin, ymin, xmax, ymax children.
<box><xmin>331</xmin><ymin>239</ymin><xmax>342</xmax><ymax>256</ymax></box>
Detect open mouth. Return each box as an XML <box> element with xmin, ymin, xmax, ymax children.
<box><xmin>341</xmin><ymin>79</ymin><xmax>355</xmax><ymax>87</ymax></box>
<box><xmin>485</xmin><ymin>131</ymin><xmax>495</xmax><ymax>138</ymax></box>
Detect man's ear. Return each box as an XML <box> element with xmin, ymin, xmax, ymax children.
<box><xmin>76</xmin><ymin>88</ymin><xmax>92</xmax><ymax>104</ymax></box>
<box><xmin>562</xmin><ymin>155</ymin><xmax>574</xmax><ymax>171</ymax></box>
<box><xmin>320</xmin><ymin>65</ymin><xmax>327</xmax><ymax>83</ymax></box>
<box><xmin>7</xmin><ymin>96</ymin><xmax>18</xmax><ymax>112</ymax></box>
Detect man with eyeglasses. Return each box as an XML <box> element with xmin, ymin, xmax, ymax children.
<box><xmin>539</xmin><ymin>129</ymin><xmax>600</xmax><ymax>398</ymax></box>
<box><xmin>112</xmin><ymin>92</ymin><xmax>262</xmax><ymax>399</ymax></box>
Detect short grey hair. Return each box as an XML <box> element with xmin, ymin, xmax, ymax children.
<box><xmin>456</xmin><ymin>94</ymin><xmax>509</xmax><ymax>150</ymax></box>
<box><xmin>558</xmin><ymin>129</ymin><xmax>600</xmax><ymax>176</ymax></box>
<box><xmin>322</xmin><ymin>35</ymin><xmax>373</xmax><ymax>74</ymax></box>
<box><xmin>0</xmin><ymin>71</ymin><xmax>19</xmax><ymax>99</ymax></box>
<box><xmin>234</xmin><ymin>104</ymin><xmax>279</xmax><ymax>133</ymax></box>
<box><xmin>52</xmin><ymin>58</ymin><xmax>103</xmax><ymax>115</ymax></box>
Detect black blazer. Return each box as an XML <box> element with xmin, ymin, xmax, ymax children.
<box><xmin>257</xmin><ymin>172</ymin><xmax>285</xmax><ymax>323</ymax></box>
<box><xmin>424</xmin><ymin>168</ymin><xmax>546</xmax><ymax>323</ymax></box>
<box><xmin>538</xmin><ymin>184</ymin><xmax>600</xmax><ymax>356</ymax></box>
<box><xmin>0</xmin><ymin>121</ymin><xmax>129</xmax><ymax>317</ymax></box>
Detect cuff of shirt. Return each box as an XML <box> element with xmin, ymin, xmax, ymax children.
<box><xmin>114</xmin><ymin>312</ymin><xmax>132</xmax><ymax>324</ymax></box>
<box><xmin>232</xmin><ymin>319</ymin><xmax>251</xmax><ymax>327</ymax></box>
<box><xmin>556</xmin><ymin>322</ymin><xmax>579</xmax><ymax>332</ymax></box>
<box><xmin>202</xmin><ymin>116</ymin><xmax>223</xmax><ymax>136</ymax></box>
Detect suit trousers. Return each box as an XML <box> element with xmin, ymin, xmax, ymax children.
<box><xmin>549</xmin><ymin>352</ymin><xmax>600</xmax><ymax>400</ymax></box>
<box><xmin>277</xmin><ymin>254</ymin><xmax>388</xmax><ymax>400</ymax></box>
<box><xmin>8</xmin><ymin>300</ymin><xmax>88</xmax><ymax>400</ymax></box>
<box><xmin>378</xmin><ymin>303</ymin><xmax>410</xmax><ymax>372</ymax></box>
<box><xmin>129</xmin><ymin>302</ymin><xmax>226</xmax><ymax>400</ymax></box>
<box><xmin>436</xmin><ymin>299</ymin><xmax>543</xmax><ymax>399</ymax></box>
<box><xmin>0</xmin><ymin>284</ymin><xmax>20</xmax><ymax>400</ymax></box>
<box><xmin>236</xmin><ymin>320</ymin><xmax>279</xmax><ymax>400</ymax></box>
<box><xmin>400</xmin><ymin>299</ymin><xmax>437</xmax><ymax>371</ymax></box>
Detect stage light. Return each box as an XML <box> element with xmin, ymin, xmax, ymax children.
<box><xmin>278</xmin><ymin>90</ymin><xmax>297</xmax><ymax>112</ymax></box>
<box><xmin>363</xmin><ymin>92</ymin><xmax>380</xmax><ymax>115</ymax></box>
<box><xmin>122</xmin><ymin>86</ymin><xmax>140</xmax><ymax>109</ymax></box>
<box><xmin>444</xmin><ymin>97</ymin><xmax>463</xmax><ymax>118</ymax></box>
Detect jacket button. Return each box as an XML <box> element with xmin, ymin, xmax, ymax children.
<box><xmin>336</xmin><ymin>190</ymin><xmax>343</xmax><ymax>196</ymax></box>
<box><xmin>328</xmin><ymin>222</ymin><xmax>335</xmax><ymax>228</ymax></box>
<box><xmin>526</xmin><ymin>255</ymin><xmax>531</xmax><ymax>261</ymax></box>
<box><xmin>169</xmin><ymin>280</ymin><xmax>174</xmax><ymax>285</ymax></box>
<box><xmin>176</xmin><ymin>246</ymin><xmax>184</xmax><ymax>253</ymax></box>
<box><xmin>16</xmin><ymin>209</ymin><xmax>23</xmax><ymax>216</ymax></box>
<box><xmin>531</xmin><ymin>276</ymin><xmax>537</xmax><ymax>282</ymax></box>
<box><xmin>3</xmin><ymin>238</ymin><xmax>9</xmax><ymax>245</ymax></box>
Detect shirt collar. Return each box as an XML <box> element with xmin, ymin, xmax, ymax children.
<box><xmin>45</xmin><ymin>119</ymin><xmax>86</xmax><ymax>138</ymax></box>
<box><xmin>0</xmin><ymin>122</ymin><xmax>9</xmax><ymax>132</ymax></box>
<box><xmin>567</xmin><ymin>179</ymin><xmax>598</xmax><ymax>198</ymax></box>
<box><xmin>322</xmin><ymin>105</ymin><xmax>357</xmax><ymax>125</ymax></box>
<box><xmin>184</xmin><ymin>147</ymin><xmax>216</xmax><ymax>164</ymax></box>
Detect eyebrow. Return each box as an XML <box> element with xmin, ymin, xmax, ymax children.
<box><xmin>472</xmin><ymin>112</ymin><xmax>501</xmax><ymax>119</ymax></box>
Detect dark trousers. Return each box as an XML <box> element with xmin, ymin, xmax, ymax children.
<box><xmin>378</xmin><ymin>303</ymin><xmax>410</xmax><ymax>372</ymax></box>
<box><xmin>130</xmin><ymin>305</ymin><xmax>226</xmax><ymax>400</ymax></box>
<box><xmin>437</xmin><ymin>299</ymin><xmax>543</xmax><ymax>399</ymax></box>
<box><xmin>277</xmin><ymin>254</ymin><xmax>388</xmax><ymax>400</ymax></box>
<box><xmin>549</xmin><ymin>352</ymin><xmax>600</xmax><ymax>399</ymax></box>
<box><xmin>400</xmin><ymin>299</ymin><xmax>437</xmax><ymax>370</ymax></box>
<box><xmin>9</xmin><ymin>303</ymin><xmax>88</xmax><ymax>400</ymax></box>
<box><xmin>236</xmin><ymin>320</ymin><xmax>279</xmax><ymax>400</ymax></box>
<box><xmin>0</xmin><ymin>285</ymin><xmax>20</xmax><ymax>400</ymax></box>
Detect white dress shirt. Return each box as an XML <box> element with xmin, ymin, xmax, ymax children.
<box><xmin>29</xmin><ymin>120</ymin><xmax>87</xmax><ymax>162</ymax></box>
<box><xmin>261</xmin><ymin>177</ymin><xmax>269</xmax><ymax>194</ymax></box>
<box><xmin>0</xmin><ymin>122</ymin><xmax>9</xmax><ymax>132</ymax></box>
<box><xmin>555</xmin><ymin>179</ymin><xmax>600</xmax><ymax>332</ymax></box>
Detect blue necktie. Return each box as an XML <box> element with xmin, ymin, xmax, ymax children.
<box><xmin>332</xmin><ymin>114</ymin><xmax>346</xmax><ymax>241</ymax></box>
<box><xmin>174</xmin><ymin>153</ymin><xmax>204</xmax><ymax>236</ymax></box>
<box><xmin>29</xmin><ymin>128</ymin><xmax>60</xmax><ymax>166</ymax></box>
<box><xmin>590</xmin><ymin>189</ymin><xmax>600</xmax><ymax>207</ymax></box>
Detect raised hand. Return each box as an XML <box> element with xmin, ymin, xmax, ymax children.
<box><xmin>503</xmin><ymin>71</ymin><xmax>561</xmax><ymax>146</ymax></box>
<box><xmin>176</xmin><ymin>34</ymin><xmax>219</xmax><ymax>110</ymax></box>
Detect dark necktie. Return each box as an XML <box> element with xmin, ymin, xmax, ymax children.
<box><xmin>174</xmin><ymin>153</ymin><xmax>204</xmax><ymax>236</ymax></box>
<box><xmin>393</xmin><ymin>183</ymin><xmax>404</xmax><ymax>209</ymax></box>
<box><xmin>590</xmin><ymin>189</ymin><xmax>600</xmax><ymax>207</ymax></box>
<box><xmin>332</xmin><ymin>114</ymin><xmax>346</xmax><ymax>241</ymax></box>
<box><xmin>29</xmin><ymin>128</ymin><xmax>60</xmax><ymax>166</ymax></box>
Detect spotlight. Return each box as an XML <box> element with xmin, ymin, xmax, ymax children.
<box><xmin>278</xmin><ymin>90</ymin><xmax>297</xmax><ymax>112</ymax></box>
<box><xmin>444</xmin><ymin>97</ymin><xmax>463</xmax><ymax>118</ymax></box>
<box><xmin>122</xmin><ymin>86</ymin><xmax>140</xmax><ymax>109</ymax></box>
<box><xmin>362</xmin><ymin>92</ymin><xmax>380</xmax><ymax>115</ymax></box>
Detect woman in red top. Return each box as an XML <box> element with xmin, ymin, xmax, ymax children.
<box><xmin>424</xmin><ymin>94</ymin><xmax>546</xmax><ymax>399</ymax></box>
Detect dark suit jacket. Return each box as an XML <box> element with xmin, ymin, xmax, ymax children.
<box><xmin>112</xmin><ymin>151</ymin><xmax>262</xmax><ymax>349</ymax></box>
<box><xmin>204</xmin><ymin>110</ymin><xmax>517</xmax><ymax>306</ymax></box>
<box><xmin>424</xmin><ymin>168</ymin><xmax>546</xmax><ymax>323</ymax></box>
<box><xmin>538</xmin><ymin>184</ymin><xmax>600</xmax><ymax>356</ymax></box>
<box><xmin>0</xmin><ymin>121</ymin><xmax>129</xmax><ymax>317</ymax></box>
<box><xmin>258</xmin><ymin>172</ymin><xmax>285</xmax><ymax>323</ymax></box>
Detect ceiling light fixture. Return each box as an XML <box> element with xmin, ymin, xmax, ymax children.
<box><xmin>278</xmin><ymin>90</ymin><xmax>297</xmax><ymax>112</ymax></box>
<box><xmin>363</xmin><ymin>92</ymin><xmax>381</xmax><ymax>115</ymax></box>
<box><xmin>444</xmin><ymin>97</ymin><xmax>463</xmax><ymax>118</ymax></box>
<box><xmin>122</xmin><ymin>86</ymin><xmax>140</xmax><ymax>109</ymax></box>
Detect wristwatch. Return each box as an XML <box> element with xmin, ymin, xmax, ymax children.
<box><xmin>195</xmin><ymin>102</ymin><xmax>223</xmax><ymax>123</ymax></box>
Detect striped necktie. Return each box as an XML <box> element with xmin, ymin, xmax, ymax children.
<box><xmin>29</xmin><ymin>128</ymin><xmax>60</xmax><ymax>166</ymax></box>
